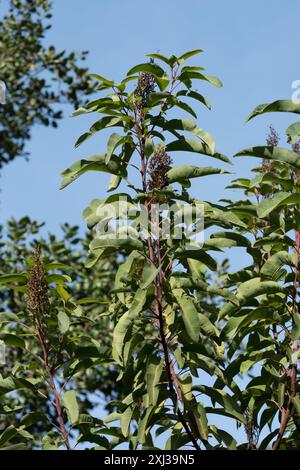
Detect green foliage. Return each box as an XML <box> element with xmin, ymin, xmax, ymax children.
<box><xmin>0</xmin><ymin>0</ymin><xmax>93</xmax><ymax>168</ymax></box>
<box><xmin>0</xmin><ymin>218</ymin><xmax>123</xmax><ymax>449</ymax></box>
<box><xmin>2</xmin><ymin>47</ymin><xmax>300</xmax><ymax>450</ymax></box>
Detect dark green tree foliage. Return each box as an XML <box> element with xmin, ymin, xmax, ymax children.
<box><xmin>0</xmin><ymin>0</ymin><xmax>93</xmax><ymax>167</ymax></box>
<box><xmin>0</xmin><ymin>218</ymin><xmax>122</xmax><ymax>449</ymax></box>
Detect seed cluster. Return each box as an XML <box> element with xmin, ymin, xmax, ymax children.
<box><xmin>148</xmin><ymin>145</ymin><xmax>173</xmax><ymax>191</ymax></box>
<box><xmin>292</xmin><ymin>139</ymin><xmax>300</xmax><ymax>155</ymax></box>
<box><xmin>263</xmin><ymin>125</ymin><xmax>280</xmax><ymax>172</ymax></box>
<box><xmin>26</xmin><ymin>246</ymin><xmax>49</xmax><ymax>317</ymax></box>
<box><xmin>134</xmin><ymin>72</ymin><xmax>156</xmax><ymax>111</ymax></box>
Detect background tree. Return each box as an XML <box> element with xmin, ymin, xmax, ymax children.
<box><xmin>0</xmin><ymin>218</ymin><xmax>121</xmax><ymax>449</ymax></box>
<box><xmin>0</xmin><ymin>0</ymin><xmax>93</xmax><ymax>168</ymax></box>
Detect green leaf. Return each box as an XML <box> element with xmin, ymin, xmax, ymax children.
<box><xmin>235</xmin><ymin>146</ymin><xmax>300</xmax><ymax>170</ymax></box>
<box><xmin>167</xmin><ymin>165</ymin><xmax>229</xmax><ymax>183</ymax></box>
<box><xmin>1</xmin><ymin>334</ymin><xmax>25</xmax><ymax>349</ymax></box>
<box><xmin>74</xmin><ymin>116</ymin><xmax>123</xmax><ymax>148</ymax></box>
<box><xmin>62</xmin><ymin>390</ymin><xmax>79</xmax><ymax>425</ymax></box>
<box><xmin>176</xmin><ymin>90</ymin><xmax>211</xmax><ymax>109</ymax></box>
<box><xmin>140</xmin><ymin>263</ymin><xmax>160</xmax><ymax>290</ymax></box>
<box><xmin>108</xmin><ymin>174</ymin><xmax>122</xmax><ymax>192</ymax></box>
<box><xmin>286</xmin><ymin>122</ymin><xmax>300</xmax><ymax>144</ymax></box>
<box><xmin>257</xmin><ymin>192</ymin><xmax>300</xmax><ymax>218</ymax></box>
<box><xmin>146</xmin><ymin>355</ymin><xmax>164</xmax><ymax>405</ymax></box>
<box><xmin>177</xmin><ymin>248</ymin><xmax>217</xmax><ymax>271</ymax></box>
<box><xmin>193</xmin><ymin>403</ymin><xmax>208</xmax><ymax>441</ymax></box>
<box><xmin>0</xmin><ymin>274</ymin><xmax>27</xmax><ymax>285</ymax></box>
<box><xmin>260</xmin><ymin>251</ymin><xmax>294</xmax><ymax>280</ymax></box>
<box><xmin>220</xmin><ymin>278</ymin><xmax>284</xmax><ymax>318</ymax></box>
<box><xmin>89</xmin><ymin>73</ymin><xmax>114</xmax><ymax>86</ymax></box>
<box><xmin>57</xmin><ymin>311</ymin><xmax>70</xmax><ymax>334</ymax></box>
<box><xmin>137</xmin><ymin>406</ymin><xmax>155</xmax><ymax>444</ymax></box>
<box><xmin>166</xmin><ymin>137</ymin><xmax>230</xmax><ymax>163</ymax></box>
<box><xmin>145</xmin><ymin>53</ymin><xmax>171</xmax><ymax>66</ymax></box>
<box><xmin>60</xmin><ymin>154</ymin><xmax>127</xmax><ymax>190</ymax></box>
<box><xmin>120</xmin><ymin>406</ymin><xmax>134</xmax><ymax>437</ymax></box>
<box><xmin>90</xmin><ymin>234</ymin><xmax>144</xmax><ymax>252</ymax></box>
<box><xmin>246</xmin><ymin>100</ymin><xmax>300</xmax><ymax>122</ymax></box>
<box><xmin>173</xmin><ymin>288</ymin><xmax>200</xmax><ymax>342</ymax></box>
<box><xmin>127</xmin><ymin>62</ymin><xmax>165</xmax><ymax>78</ymax></box>
<box><xmin>105</xmin><ymin>133</ymin><xmax>128</xmax><ymax>164</ymax></box>
<box><xmin>178</xmin><ymin>71</ymin><xmax>222</xmax><ymax>88</ymax></box>
<box><xmin>112</xmin><ymin>289</ymin><xmax>147</xmax><ymax>364</ymax></box>
<box><xmin>159</xmin><ymin>118</ymin><xmax>215</xmax><ymax>152</ymax></box>
<box><xmin>178</xmin><ymin>49</ymin><xmax>204</xmax><ymax>61</ymax></box>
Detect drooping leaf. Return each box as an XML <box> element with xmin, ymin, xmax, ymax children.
<box><xmin>173</xmin><ymin>288</ymin><xmax>200</xmax><ymax>342</ymax></box>
<box><xmin>235</xmin><ymin>146</ymin><xmax>300</xmax><ymax>170</ymax></box>
<box><xmin>246</xmin><ymin>100</ymin><xmax>300</xmax><ymax>122</ymax></box>
<box><xmin>167</xmin><ymin>165</ymin><xmax>229</xmax><ymax>183</ymax></box>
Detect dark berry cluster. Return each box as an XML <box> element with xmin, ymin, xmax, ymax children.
<box><xmin>148</xmin><ymin>145</ymin><xmax>173</xmax><ymax>191</ymax></box>
<box><xmin>134</xmin><ymin>72</ymin><xmax>156</xmax><ymax>110</ymax></box>
<box><xmin>26</xmin><ymin>247</ymin><xmax>50</xmax><ymax>317</ymax></box>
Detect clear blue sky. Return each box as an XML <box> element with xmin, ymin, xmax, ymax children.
<box><xmin>2</xmin><ymin>0</ymin><xmax>300</xmax><ymax>270</ymax></box>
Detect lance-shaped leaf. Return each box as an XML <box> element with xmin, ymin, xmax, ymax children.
<box><xmin>173</xmin><ymin>288</ymin><xmax>200</xmax><ymax>342</ymax></box>
<box><xmin>167</xmin><ymin>165</ymin><xmax>229</xmax><ymax>184</ymax></box>
<box><xmin>74</xmin><ymin>116</ymin><xmax>123</xmax><ymax>147</ymax></box>
<box><xmin>120</xmin><ymin>406</ymin><xmax>134</xmax><ymax>438</ymax></box>
<box><xmin>193</xmin><ymin>403</ymin><xmax>208</xmax><ymax>441</ymax></box>
<box><xmin>115</xmin><ymin>250</ymin><xmax>143</xmax><ymax>303</ymax></box>
<box><xmin>62</xmin><ymin>390</ymin><xmax>79</xmax><ymax>425</ymax></box>
<box><xmin>235</xmin><ymin>146</ymin><xmax>300</xmax><ymax>170</ymax></box>
<box><xmin>178</xmin><ymin>71</ymin><xmax>222</xmax><ymax>88</ymax></box>
<box><xmin>146</xmin><ymin>355</ymin><xmax>164</xmax><ymax>405</ymax></box>
<box><xmin>178</xmin><ymin>49</ymin><xmax>204</xmax><ymax>61</ymax></box>
<box><xmin>156</xmin><ymin>118</ymin><xmax>215</xmax><ymax>152</ymax></box>
<box><xmin>176</xmin><ymin>89</ymin><xmax>211</xmax><ymax>109</ymax></box>
<box><xmin>90</xmin><ymin>232</ymin><xmax>144</xmax><ymax>252</ymax></box>
<box><xmin>140</xmin><ymin>263</ymin><xmax>160</xmax><ymax>290</ymax></box>
<box><xmin>260</xmin><ymin>251</ymin><xmax>294</xmax><ymax>280</ymax></box>
<box><xmin>145</xmin><ymin>53</ymin><xmax>172</xmax><ymax>66</ymax></box>
<box><xmin>166</xmin><ymin>137</ymin><xmax>230</xmax><ymax>163</ymax></box>
<box><xmin>0</xmin><ymin>274</ymin><xmax>27</xmax><ymax>285</ymax></box>
<box><xmin>177</xmin><ymin>248</ymin><xmax>217</xmax><ymax>271</ymax></box>
<box><xmin>127</xmin><ymin>62</ymin><xmax>166</xmax><ymax>78</ymax></box>
<box><xmin>105</xmin><ymin>133</ymin><xmax>130</xmax><ymax>164</ymax></box>
<box><xmin>257</xmin><ymin>192</ymin><xmax>300</xmax><ymax>218</ymax></box>
<box><xmin>219</xmin><ymin>277</ymin><xmax>285</xmax><ymax>318</ymax></box>
<box><xmin>246</xmin><ymin>100</ymin><xmax>300</xmax><ymax>122</ymax></box>
<box><xmin>137</xmin><ymin>406</ymin><xmax>155</xmax><ymax>444</ymax></box>
<box><xmin>193</xmin><ymin>385</ymin><xmax>245</xmax><ymax>423</ymax></box>
<box><xmin>60</xmin><ymin>154</ymin><xmax>127</xmax><ymax>189</ymax></box>
<box><xmin>112</xmin><ymin>289</ymin><xmax>147</xmax><ymax>364</ymax></box>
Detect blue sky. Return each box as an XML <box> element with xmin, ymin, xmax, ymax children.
<box><xmin>2</xmin><ymin>0</ymin><xmax>300</xmax><ymax>270</ymax></box>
